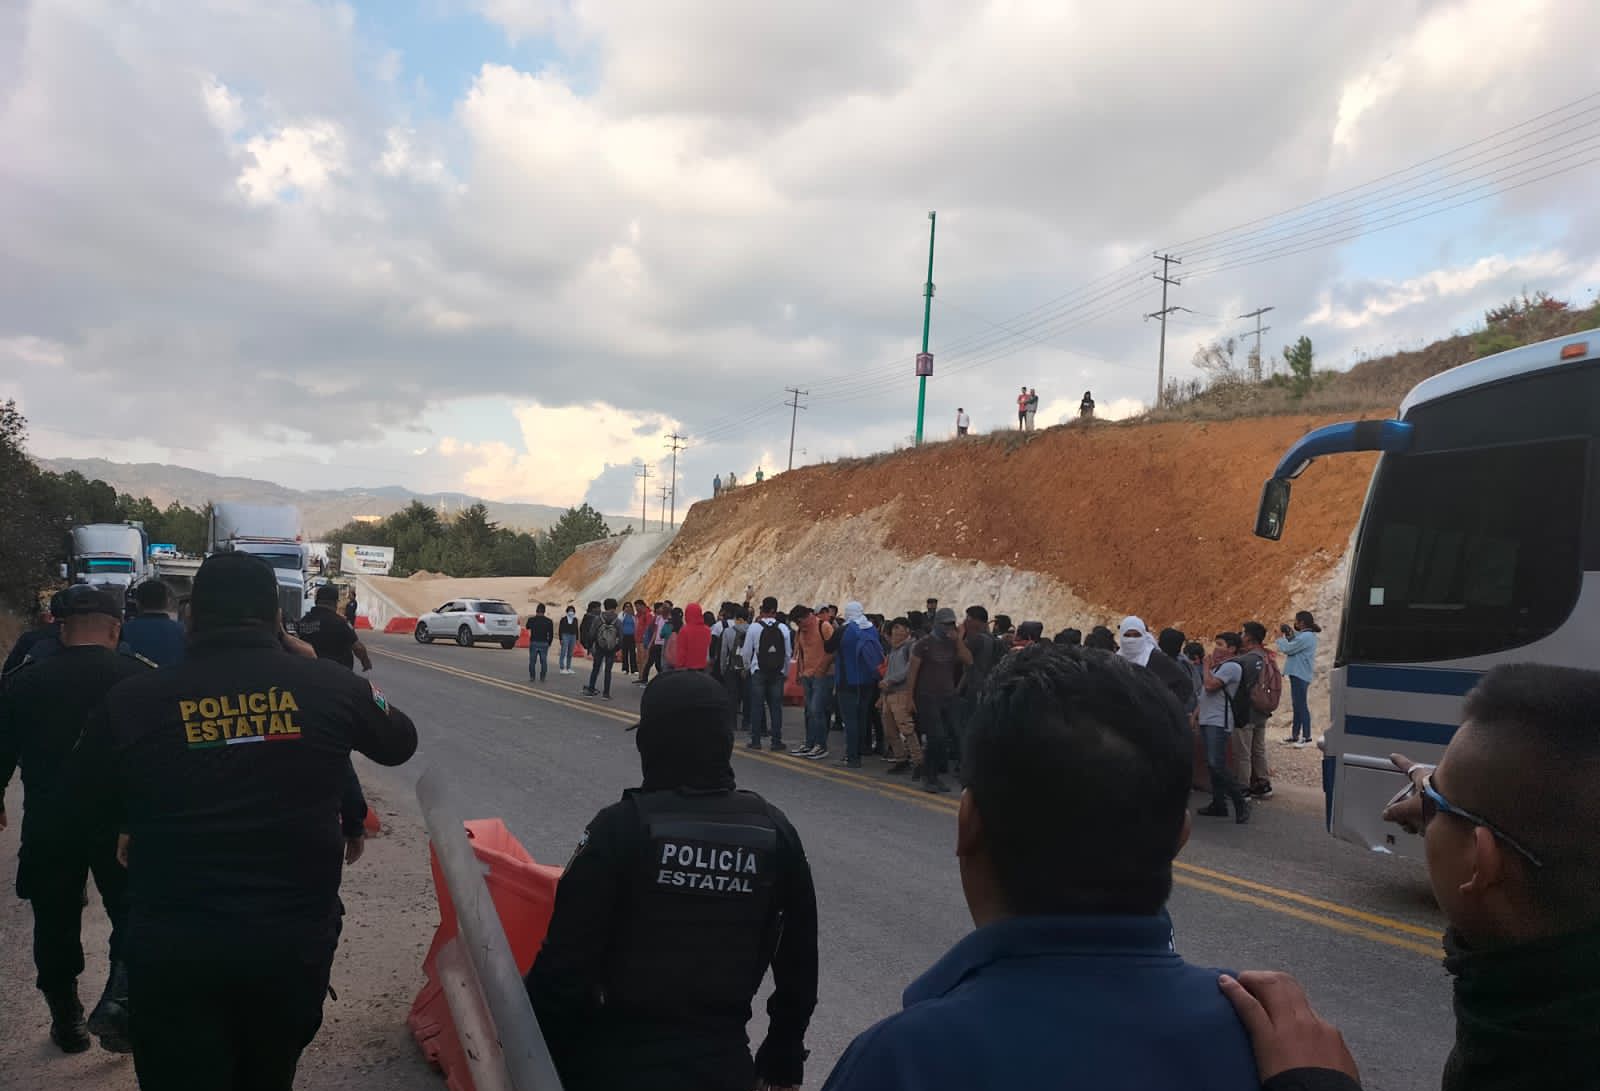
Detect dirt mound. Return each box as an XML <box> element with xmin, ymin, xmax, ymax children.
<box><xmin>542</xmin><ymin>537</ymin><xmax>623</xmax><ymax>601</ymax></box>
<box><xmin>637</xmin><ymin>412</ymin><xmax>1380</xmax><ymax>634</ymax></box>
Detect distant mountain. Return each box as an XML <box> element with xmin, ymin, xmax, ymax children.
<box><xmin>36</xmin><ymin>458</ymin><xmax>643</xmax><ymax>537</ymax></box>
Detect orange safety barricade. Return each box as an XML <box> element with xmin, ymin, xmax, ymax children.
<box><xmin>407</xmin><ymin>819</ymin><xmax>562</xmax><ymax>1091</ymax></box>
<box><xmin>384</xmin><ymin>617</ymin><xmax>418</xmax><ymax>634</ymax></box>
<box><xmin>363</xmin><ymin>805</ymin><xmax>381</xmax><ymax>835</ymax></box>
<box><xmin>354</xmin><ymin>615</ymin><xmax>374</xmax><ymax>630</ymax></box>
<box><xmin>514</xmin><ymin>628</ymin><xmax>531</xmax><ymax>648</ymax></box>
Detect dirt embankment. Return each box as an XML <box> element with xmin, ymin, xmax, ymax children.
<box><xmin>635</xmin><ymin>413</ymin><xmax>1380</xmax><ymax>635</ymax></box>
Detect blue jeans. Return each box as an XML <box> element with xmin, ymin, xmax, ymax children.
<box><xmin>837</xmin><ymin>683</ymin><xmax>868</xmax><ymax>765</ymax></box>
<box><xmin>1289</xmin><ymin>675</ymin><xmax>1312</xmax><ymax>741</ymax></box>
<box><xmin>1203</xmin><ymin>722</ymin><xmax>1247</xmax><ymax>809</ymax></box>
<box><xmin>558</xmin><ymin>633</ymin><xmax>576</xmax><ymax>671</ymax></box>
<box><xmin>749</xmin><ymin>672</ymin><xmax>785</xmax><ymax>747</ymax></box>
<box><xmin>528</xmin><ymin>642</ymin><xmax>549</xmax><ymax>681</ymax></box>
<box><xmin>802</xmin><ymin>675</ymin><xmax>835</xmax><ymax>750</ymax></box>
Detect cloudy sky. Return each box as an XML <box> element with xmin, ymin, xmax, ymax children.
<box><xmin>3</xmin><ymin>0</ymin><xmax>1597</xmax><ymax>516</ymax></box>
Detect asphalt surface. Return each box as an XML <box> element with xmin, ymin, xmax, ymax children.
<box><xmin>358</xmin><ymin>632</ymin><xmax>1455</xmax><ymax>1091</ymax></box>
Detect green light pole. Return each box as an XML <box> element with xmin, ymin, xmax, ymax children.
<box><xmin>914</xmin><ymin>210</ymin><xmax>937</xmax><ymax>445</ymax></box>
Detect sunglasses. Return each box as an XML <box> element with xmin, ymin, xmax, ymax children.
<box><xmin>1421</xmin><ymin>774</ymin><xmax>1543</xmax><ymax>869</ymax></box>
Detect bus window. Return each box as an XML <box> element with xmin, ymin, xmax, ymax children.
<box><xmin>1341</xmin><ymin>437</ymin><xmax>1587</xmax><ymax>664</ymax></box>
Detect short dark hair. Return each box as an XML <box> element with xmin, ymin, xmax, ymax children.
<box><xmin>588</xmin><ymin>600</ymin><xmax>602</xmax><ymax>612</ymax></box>
<box><xmin>761</xmin><ymin>596</ymin><xmax>779</xmax><ymax>613</ymax></box>
<box><xmin>966</xmin><ymin>605</ymin><xmax>989</xmax><ymax>624</ymax></box>
<box><xmin>1084</xmin><ymin>626</ymin><xmax>1117</xmax><ymax>652</ymax></box>
<box><xmin>1216</xmin><ymin>632</ymin><xmax>1242</xmax><ymax>651</ymax></box>
<box><xmin>1183</xmin><ymin>641</ymin><xmax>1205</xmax><ymax>661</ymax></box>
<box><xmin>1055</xmin><ymin>628</ymin><xmax>1081</xmax><ymax>646</ymax></box>
<box><xmin>1241</xmin><ymin>621</ymin><xmax>1267</xmax><ymax>645</ymax></box>
<box><xmin>535</xmin><ymin>604</ymin><xmax>546</xmax><ymax>615</ymax></box>
<box><xmin>703</xmin><ymin>611</ymin><xmax>715</xmax><ymax>625</ymax></box>
<box><xmin>890</xmin><ymin>616</ymin><xmax>910</xmax><ymax>632</ymax></box>
<box><xmin>191</xmin><ymin>553</ymin><xmax>278</xmax><ymax>631</ymax></box>
<box><xmin>1158</xmin><ymin>627</ymin><xmax>1184</xmax><ymax>657</ymax></box>
<box><xmin>992</xmin><ymin>614</ymin><xmax>1013</xmax><ymax>633</ymax></box>
<box><xmin>135</xmin><ymin>580</ymin><xmax>172</xmax><ymax>611</ymax></box>
<box><xmin>1458</xmin><ymin>664</ymin><xmax>1600</xmax><ymax>927</ymax></box>
<box><xmin>314</xmin><ymin>583</ymin><xmax>339</xmax><ymax>605</ymax></box>
<box><xmin>965</xmin><ymin>644</ymin><xmax>1189</xmax><ymax>915</ymax></box>
<box><xmin>604</xmin><ymin>598</ymin><xmax>618</xmax><ymax>610</ymax></box>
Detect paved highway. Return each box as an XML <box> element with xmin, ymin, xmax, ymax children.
<box><xmin>357</xmin><ymin>632</ymin><xmax>1454</xmax><ymax>1090</ymax></box>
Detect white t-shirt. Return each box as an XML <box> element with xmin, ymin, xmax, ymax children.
<box><xmin>956</xmin><ymin>411</ymin><xmax>970</xmax><ymax>428</ymax></box>
<box><xmin>1197</xmin><ymin>660</ymin><xmax>1243</xmax><ymax>728</ymax></box>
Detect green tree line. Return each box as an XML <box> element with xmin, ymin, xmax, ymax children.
<box><xmin>322</xmin><ymin>500</ymin><xmax>612</xmax><ymax>579</ymax></box>
<box><xmin>0</xmin><ymin>401</ymin><xmax>210</xmax><ymax>614</ymax></box>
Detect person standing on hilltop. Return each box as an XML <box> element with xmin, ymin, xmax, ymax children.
<box><xmin>1025</xmin><ymin>388</ymin><xmax>1039</xmax><ymax>430</ymax></box>
<box><xmin>1016</xmin><ymin>387</ymin><xmax>1029</xmax><ymax>430</ymax></box>
<box><xmin>713</xmin><ymin>473</ymin><xmax>722</xmax><ymax>499</ymax></box>
<box><xmin>955</xmin><ymin>407</ymin><xmax>970</xmax><ymax>436</ymax></box>
<box><xmin>755</xmin><ymin>467</ymin><xmax>765</xmax><ymax>484</ymax></box>
<box><xmin>1080</xmin><ymin>390</ymin><xmax>1096</xmax><ymax>420</ymax></box>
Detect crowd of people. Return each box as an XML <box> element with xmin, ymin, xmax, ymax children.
<box><xmin>6</xmin><ymin>567</ymin><xmax>1595</xmax><ymax>1091</ymax></box>
<box><xmin>537</xmin><ymin>593</ymin><xmax>1322</xmax><ymax>812</ymax></box>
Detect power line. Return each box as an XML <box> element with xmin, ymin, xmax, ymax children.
<box><xmin>664</xmin><ymin>431</ymin><xmax>686</xmax><ymax>529</ymax></box>
<box><xmin>1239</xmin><ymin>306</ymin><xmax>1275</xmax><ymax>382</ymax></box>
<box><xmin>633</xmin><ymin>461</ymin><xmax>653</xmax><ymax>533</ymax></box>
<box><xmin>783</xmin><ymin>387</ymin><xmax>808</xmax><ymax>471</ymax></box>
<box><xmin>1147</xmin><ymin>253</ymin><xmax>1182</xmax><ymax>407</ymax></box>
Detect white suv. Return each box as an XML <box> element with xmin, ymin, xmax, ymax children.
<box><xmin>414</xmin><ymin>599</ymin><xmax>521</xmax><ymax>649</ymax></box>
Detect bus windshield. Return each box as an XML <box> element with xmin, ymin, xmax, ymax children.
<box><xmin>251</xmin><ymin>553</ymin><xmax>304</xmax><ymax>572</ymax></box>
<box><xmin>1340</xmin><ymin>437</ymin><xmax>1587</xmax><ymax>664</ymax></box>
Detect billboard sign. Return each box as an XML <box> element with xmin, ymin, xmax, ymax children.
<box><xmin>340</xmin><ymin>543</ymin><xmax>395</xmax><ymax>575</ymax></box>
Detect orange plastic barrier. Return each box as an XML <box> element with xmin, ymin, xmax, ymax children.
<box><xmin>354</xmin><ymin>615</ymin><xmax>374</xmax><ymax>630</ymax></box>
<box><xmin>407</xmin><ymin>820</ymin><xmax>562</xmax><ymax>1091</ymax></box>
<box><xmin>515</xmin><ymin>628</ymin><xmax>531</xmax><ymax>648</ymax></box>
<box><xmin>384</xmin><ymin>617</ymin><xmax>418</xmax><ymax>634</ymax></box>
<box><xmin>363</xmin><ymin>805</ymin><xmax>381</xmax><ymax>835</ymax></box>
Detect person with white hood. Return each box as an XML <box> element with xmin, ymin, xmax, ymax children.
<box><xmin>1118</xmin><ymin>616</ymin><xmax>1195</xmax><ymax>713</ymax></box>
<box><xmin>834</xmin><ymin>602</ymin><xmax>885</xmax><ymax>770</ymax></box>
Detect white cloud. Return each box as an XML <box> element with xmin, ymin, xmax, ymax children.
<box><xmin>1306</xmin><ymin>250</ymin><xmax>1572</xmax><ymax>330</ymax></box>
<box><xmin>201</xmin><ymin>76</ymin><xmax>244</xmax><ymax>135</ymax></box>
<box><xmin>438</xmin><ymin>401</ymin><xmax>680</xmax><ymax>506</ymax></box>
<box><xmin>237</xmin><ymin>121</ymin><xmax>346</xmax><ymax>205</ymax></box>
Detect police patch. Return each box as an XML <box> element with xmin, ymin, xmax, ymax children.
<box><xmin>652</xmin><ymin>837</ymin><xmax>766</xmax><ymax>896</ymax></box>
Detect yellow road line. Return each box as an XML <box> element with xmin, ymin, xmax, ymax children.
<box><xmin>374</xmin><ymin>644</ymin><xmax>1443</xmax><ymax>957</ymax></box>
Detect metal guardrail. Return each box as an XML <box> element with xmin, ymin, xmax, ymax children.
<box><xmin>416</xmin><ymin>768</ymin><xmax>565</xmax><ymax>1091</ymax></box>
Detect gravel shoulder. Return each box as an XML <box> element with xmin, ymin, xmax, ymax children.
<box><xmin>0</xmin><ymin>775</ymin><xmax>443</xmax><ymax>1091</ymax></box>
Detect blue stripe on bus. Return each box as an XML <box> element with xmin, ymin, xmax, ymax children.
<box><xmin>1345</xmin><ymin>665</ymin><xmax>1482</xmax><ymax>697</ymax></box>
<box><xmin>1344</xmin><ymin>715</ymin><xmax>1458</xmax><ymax>746</ymax></box>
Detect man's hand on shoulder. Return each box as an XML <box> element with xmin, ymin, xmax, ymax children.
<box><xmin>1219</xmin><ymin>972</ymin><xmax>1359</xmax><ymax>1085</ymax></box>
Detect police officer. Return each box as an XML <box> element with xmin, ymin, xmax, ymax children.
<box><xmin>2</xmin><ymin>589</ymin><xmax>69</xmax><ymax>675</ymax></box>
<box><xmin>0</xmin><ymin>584</ymin><xmax>154</xmax><ymax>1054</ymax></box>
<box><xmin>526</xmin><ymin>669</ymin><xmax>818</xmax><ymax>1091</ymax></box>
<box><xmin>61</xmin><ymin>552</ymin><xmax>418</xmax><ymax>1089</ymax></box>
<box><xmin>298</xmin><ymin>583</ymin><xmax>373</xmax><ymax>672</ymax></box>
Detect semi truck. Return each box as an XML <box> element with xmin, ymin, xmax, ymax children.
<box><xmin>207</xmin><ymin>502</ymin><xmax>309</xmax><ymax>631</ymax></box>
<box><xmin>64</xmin><ymin>523</ymin><xmax>151</xmax><ymax>599</ymax></box>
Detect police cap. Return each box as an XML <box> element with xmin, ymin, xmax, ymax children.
<box><xmin>57</xmin><ymin>584</ymin><xmax>124</xmax><ymax>619</ymax></box>
<box><xmin>191</xmin><ymin>552</ymin><xmax>279</xmax><ymax>629</ymax></box>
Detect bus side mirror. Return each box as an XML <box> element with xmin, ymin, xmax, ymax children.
<box><xmin>1255</xmin><ymin>478</ymin><xmax>1290</xmax><ymax>541</ymax></box>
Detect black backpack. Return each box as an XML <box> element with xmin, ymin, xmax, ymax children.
<box><xmin>593</xmin><ymin>615</ymin><xmax>620</xmax><ymax>654</ymax></box>
<box><xmin>756</xmin><ymin>621</ymin><xmax>787</xmax><ymax>676</ymax></box>
<box><xmin>1230</xmin><ymin>652</ymin><xmax>1263</xmax><ymax>726</ymax></box>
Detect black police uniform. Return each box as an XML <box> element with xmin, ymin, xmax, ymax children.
<box><xmin>0</xmin><ymin>644</ymin><xmax>153</xmax><ymax>1003</ymax></box>
<box><xmin>2</xmin><ymin>622</ymin><xmax>61</xmax><ymax>675</ymax></box>
<box><xmin>526</xmin><ymin>672</ymin><xmax>818</xmax><ymax>1091</ymax></box>
<box><xmin>298</xmin><ymin>604</ymin><xmax>359</xmax><ymax>670</ymax></box>
<box><xmin>64</xmin><ymin>625</ymin><xmax>418</xmax><ymax>1089</ymax></box>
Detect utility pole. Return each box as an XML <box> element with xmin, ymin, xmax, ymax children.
<box><xmin>783</xmin><ymin>387</ymin><xmax>808</xmax><ymax>471</ymax></box>
<box><xmin>664</xmin><ymin>431</ymin><xmax>686</xmax><ymax>528</ymax></box>
<box><xmin>914</xmin><ymin>210</ymin><xmax>938</xmax><ymax>445</ymax></box>
<box><xmin>634</xmin><ymin>462</ymin><xmax>653</xmax><ymax>534</ymax></box>
<box><xmin>657</xmin><ymin>485</ymin><xmax>671</xmax><ymax>532</ymax></box>
<box><xmin>1239</xmin><ymin>306</ymin><xmax>1275</xmax><ymax>382</ymax></box>
<box><xmin>1147</xmin><ymin>253</ymin><xmax>1182</xmax><ymax>408</ymax></box>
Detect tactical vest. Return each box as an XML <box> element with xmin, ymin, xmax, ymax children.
<box><xmin>606</xmin><ymin>789</ymin><xmax>781</xmax><ymax>1020</ymax></box>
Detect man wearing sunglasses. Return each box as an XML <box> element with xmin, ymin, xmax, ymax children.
<box><xmin>1216</xmin><ymin>663</ymin><xmax>1600</xmax><ymax>1091</ymax></box>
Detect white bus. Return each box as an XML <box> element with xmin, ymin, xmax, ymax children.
<box><xmin>1255</xmin><ymin>327</ymin><xmax>1600</xmax><ymax>855</ymax></box>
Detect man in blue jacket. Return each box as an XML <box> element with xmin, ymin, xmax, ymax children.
<box><xmin>833</xmin><ymin>602</ymin><xmax>884</xmax><ymax>769</ymax></box>
<box><xmin>822</xmin><ymin>642</ymin><xmax>1258</xmax><ymax>1091</ymax></box>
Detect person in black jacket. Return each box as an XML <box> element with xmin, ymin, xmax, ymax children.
<box><xmin>62</xmin><ymin>553</ymin><xmax>419</xmax><ymax>1090</ymax></box>
<box><xmin>526</xmin><ymin>669</ymin><xmax>818</xmax><ymax>1091</ymax></box>
<box><xmin>526</xmin><ymin>604</ymin><xmax>555</xmax><ymax>682</ymax></box>
<box><xmin>298</xmin><ymin>584</ymin><xmax>372</xmax><ymax>672</ymax></box>
<box><xmin>0</xmin><ymin>585</ymin><xmax>154</xmax><ymax>1054</ymax></box>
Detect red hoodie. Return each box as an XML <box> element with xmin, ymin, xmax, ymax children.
<box><xmin>672</xmin><ymin>602</ymin><xmax>713</xmax><ymax>670</ymax></box>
